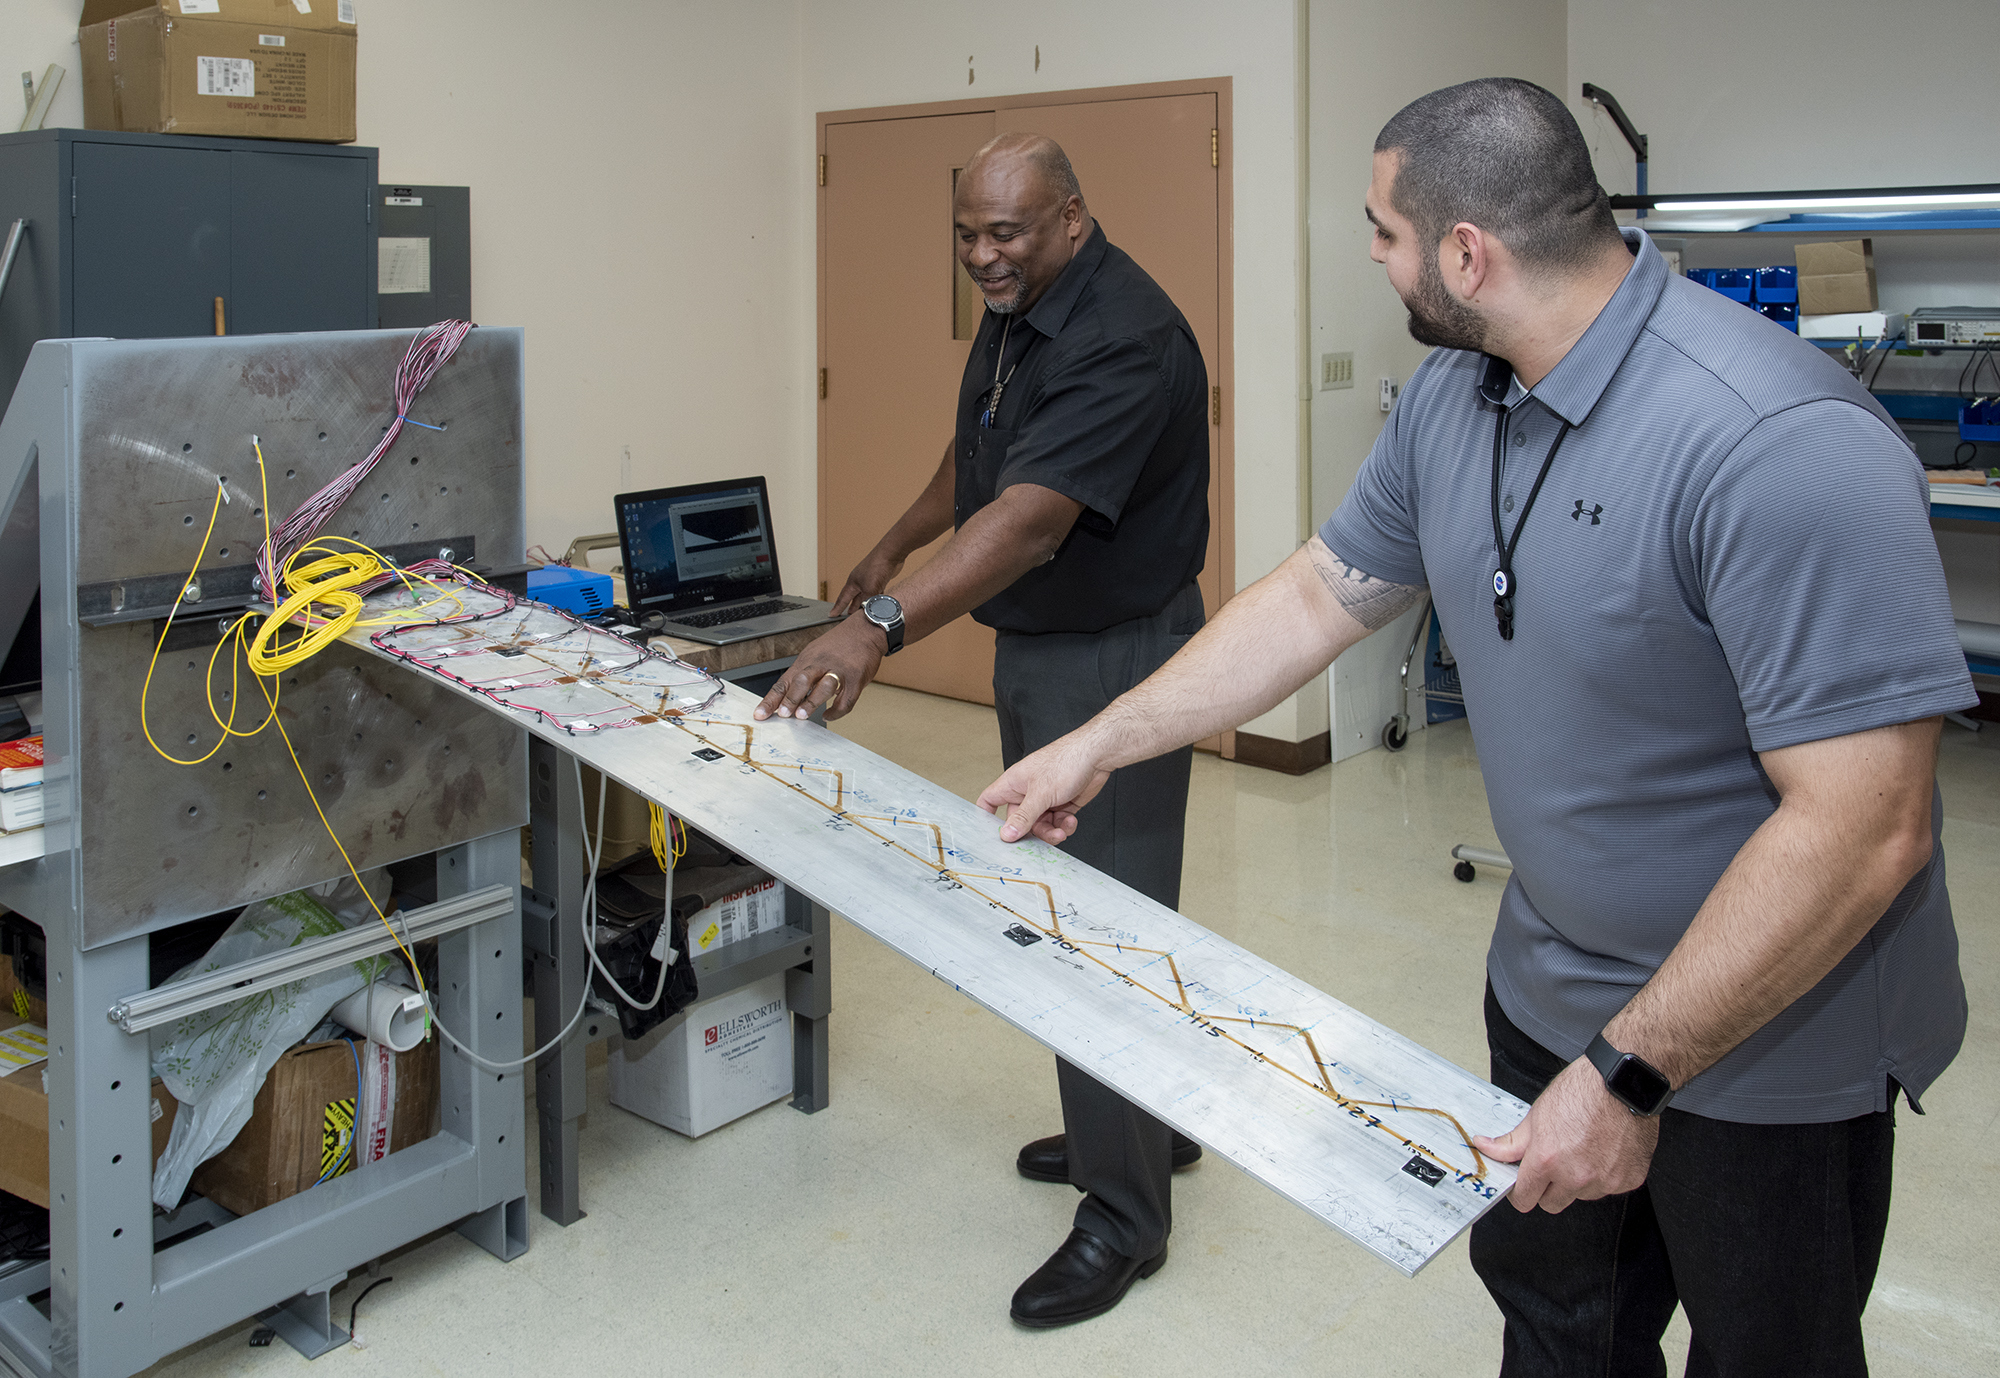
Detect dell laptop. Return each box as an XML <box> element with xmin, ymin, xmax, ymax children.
<box><xmin>614</xmin><ymin>476</ymin><xmax>840</xmax><ymax>646</ymax></box>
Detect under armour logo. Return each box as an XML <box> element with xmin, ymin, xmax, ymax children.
<box><xmin>1572</xmin><ymin>500</ymin><xmax>1603</xmax><ymax>525</ymax></box>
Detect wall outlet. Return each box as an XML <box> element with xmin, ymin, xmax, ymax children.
<box><xmin>1379</xmin><ymin>377</ymin><xmax>1399</xmax><ymax>412</ymax></box>
<box><xmin>1319</xmin><ymin>352</ymin><xmax>1354</xmax><ymax>390</ymax></box>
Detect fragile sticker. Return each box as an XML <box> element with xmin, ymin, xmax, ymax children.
<box><xmin>196</xmin><ymin>56</ymin><xmax>255</xmax><ymax>99</ymax></box>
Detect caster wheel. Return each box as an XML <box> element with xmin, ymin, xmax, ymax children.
<box><xmin>1453</xmin><ymin>860</ymin><xmax>1476</xmax><ymax>883</ymax></box>
<box><xmin>1382</xmin><ymin>720</ymin><xmax>1409</xmax><ymax>752</ymax></box>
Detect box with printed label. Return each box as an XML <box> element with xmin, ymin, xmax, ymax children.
<box><xmin>688</xmin><ymin>878</ymin><xmax>788</xmax><ymax>957</ymax></box>
<box><xmin>80</xmin><ymin>0</ymin><xmax>359</xmax><ymax>144</ymax></box>
<box><xmin>0</xmin><ymin>958</ymin><xmax>174</xmax><ymax>1208</ymax></box>
<box><xmin>183</xmin><ymin>1034</ymin><xmax>437</xmax><ymax>1215</ymax></box>
<box><xmin>609</xmin><ymin>973</ymin><xmax>791</xmax><ymax>1138</ymax></box>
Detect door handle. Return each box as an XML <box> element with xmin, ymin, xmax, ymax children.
<box><xmin>214</xmin><ymin>296</ymin><xmax>225</xmax><ymax>335</ymax></box>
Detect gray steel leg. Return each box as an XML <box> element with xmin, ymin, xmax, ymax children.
<box><xmin>433</xmin><ymin>828</ymin><xmax>532</xmax><ymax>1258</ymax></box>
<box><xmin>256</xmin><ymin>1274</ymin><xmax>347</xmax><ymax>1359</ymax></box>
<box><xmin>786</xmin><ymin>895</ymin><xmax>831</xmax><ymax>1114</ymax></box>
<box><xmin>454</xmin><ymin>1196</ymin><xmax>529</xmax><ymax>1263</ymax></box>
<box><xmin>46</xmin><ymin>929</ymin><xmax>156</xmax><ymax>1378</ymax></box>
<box><xmin>526</xmin><ymin>738</ymin><xmax>588</xmax><ymax>1225</ymax></box>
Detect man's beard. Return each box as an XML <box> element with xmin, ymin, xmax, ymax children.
<box><xmin>1403</xmin><ymin>251</ymin><xmax>1486</xmax><ymax>352</ymax></box>
<box><xmin>975</xmin><ymin>265</ymin><xmax>1029</xmax><ymax>314</ymax></box>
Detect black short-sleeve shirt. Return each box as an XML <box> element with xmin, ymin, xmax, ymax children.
<box><xmin>954</xmin><ymin>223</ymin><xmax>1209</xmax><ymax>634</ymax></box>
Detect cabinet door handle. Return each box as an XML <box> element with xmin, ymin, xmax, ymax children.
<box><xmin>213</xmin><ymin>296</ymin><xmax>225</xmax><ymax>336</ymax></box>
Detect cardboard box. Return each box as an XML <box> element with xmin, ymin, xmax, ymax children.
<box><xmin>80</xmin><ymin>0</ymin><xmax>358</xmax><ymax>144</ymax></box>
<box><xmin>1795</xmin><ymin>239</ymin><xmax>1877</xmax><ymax>315</ymax></box>
<box><xmin>189</xmin><ymin>1034</ymin><xmax>438</xmax><ymax>1216</ymax></box>
<box><xmin>0</xmin><ymin>959</ymin><xmax>174</xmax><ymax>1208</ymax></box>
<box><xmin>610</xmin><ymin>973</ymin><xmax>791</xmax><ymax>1138</ymax></box>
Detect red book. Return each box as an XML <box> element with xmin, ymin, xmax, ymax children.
<box><xmin>0</xmin><ymin>736</ymin><xmax>40</xmax><ymax>786</ymax></box>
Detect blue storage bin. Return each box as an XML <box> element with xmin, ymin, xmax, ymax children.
<box><xmin>1754</xmin><ymin>266</ymin><xmax>1797</xmax><ymax>303</ymax></box>
<box><xmin>1758</xmin><ymin>301</ymin><xmax>1799</xmax><ymax>331</ymax></box>
<box><xmin>1961</xmin><ymin>401</ymin><xmax>2000</xmax><ymax>444</ymax></box>
<box><xmin>1710</xmin><ymin>268</ymin><xmax>1755</xmax><ymax>302</ymax></box>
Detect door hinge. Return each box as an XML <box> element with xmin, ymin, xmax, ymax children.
<box><xmin>819</xmin><ymin>580</ymin><xmax>828</xmax><ymax>601</ymax></box>
<box><xmin>1210</xmin><ymin>129</ymin><xmax>1219</xmax><ymax>168</ymax></box>
<box><xmin>818</xmin><ymin>367</ymin><xmax>828</xmax><ymax>400</ymax></box>
<box><xmin>818</xmin><ymin>153</ymin><xmax>826</xmax><ymax>187</ymax></box>
<box><xmin>1210</xmin><ymin>385</ymin><xmax>1221</xmax><ymax>425</ymax></box>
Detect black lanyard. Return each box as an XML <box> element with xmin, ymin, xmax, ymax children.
<box><xmin>1489</xmin><ymin>404</ymin><xmax>1574</xmax><ymax>641</ymax></box>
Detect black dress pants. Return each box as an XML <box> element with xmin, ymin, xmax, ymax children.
<box><xmin>991</xmin><ymin>582</ymin><xmax>1203</xmax><ymax>1259</ymax></box>
<box><xmin>1470</xmin><ymin>984</ymin><xmax>1895</xmax><ymax>1377</ymax></box>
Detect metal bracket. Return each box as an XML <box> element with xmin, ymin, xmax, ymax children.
<box><xmin>107</xmin><ymin>883</ymin><xmax>514</xmax><ymax>1033</ymax></box>
<box><xmin>256</xmin><ymin>1274</ymin><xmax>349</xmax><ymax>1360</ymax></box>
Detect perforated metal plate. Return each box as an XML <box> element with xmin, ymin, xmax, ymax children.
<box><xmin>14</xmin><ymin>329</ymin><xmax>528</xmax><ymax>946</ymax></box>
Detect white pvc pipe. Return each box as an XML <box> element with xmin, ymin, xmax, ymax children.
<box><xmin>332</xmin><ymin>980</ymin><xmax>427</xmax><ymax>1052</ymax></box>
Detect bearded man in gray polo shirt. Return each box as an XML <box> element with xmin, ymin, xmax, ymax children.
<box><xmin>977</xmin><ymin>78</ymin><xmax>1975</xmax><ymax>1375</ymax></box>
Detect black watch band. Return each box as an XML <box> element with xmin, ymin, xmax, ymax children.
<box><xmin>1584</xmin><ymin>1032</ymin><xmax>1675</xmax><ymax>1117</ymax></box>
<box><xmin>861</xmin><ymin>594</ymin><xmax>905</xmax><ymax>656</ymax></box>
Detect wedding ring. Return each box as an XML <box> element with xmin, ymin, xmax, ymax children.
<box><xmin>820</xmin><ymin>671</ymin><xmax>844</xmax><ymax>698</ymax></box>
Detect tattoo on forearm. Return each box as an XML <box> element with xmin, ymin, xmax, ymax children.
<box><xmin>1310</xmin><ymin>547</ymin><xmax>1425</xmax><ymax>631</ymax></box>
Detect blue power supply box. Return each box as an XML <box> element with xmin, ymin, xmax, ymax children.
<box><xmin>527</xmin><ymin>565</ymin><xmax>613</xmax><ymax>616</ymax></box>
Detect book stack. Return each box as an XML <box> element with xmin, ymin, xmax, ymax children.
<box><xmin>0</xmin><ymin>737</ymin><xmax>42</xmax><ymax>835</ymax></box>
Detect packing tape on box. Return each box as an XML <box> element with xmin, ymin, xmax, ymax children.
<box><xmin>330</xmin><ymin>980</ymin><xmax>427</xmax><ymax>1053</ymax></box>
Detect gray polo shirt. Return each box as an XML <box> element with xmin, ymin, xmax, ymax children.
<box><xmin>1322</xmin><ymin>228</ymin><xmax>1976</xmax><ymax>1124</ymax></box>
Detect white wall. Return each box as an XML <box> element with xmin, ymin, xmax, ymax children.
<box><xmin>1568</xmin><ymin>0</ymin><xmax>2000</xmax><ymax>197</ymax></box>
<box><xmin>799</xmin><ymin>0</ymin><xmax>1315</xmax><ymax>741</ymax></box>
<box><xmin>3</xmin><ymin>1</ymin><xmax>814</xmax><ymax>584</ymax></box>
<box><xmin>1306</xmin><ymin>0</ymin><xmax>1569</xmax><ymax>761</ymax></box>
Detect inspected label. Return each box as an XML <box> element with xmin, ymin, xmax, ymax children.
<box><xmin>196</xmin><ymin>56</ymin><xmax>255</xmax><ymax>98</ymax></box>
<box><xmin>378</xmin><ymin>237</ymin><xmax>432</xmax><ymax>294</ymax></box>
<box><xmin>258</xmin><ymin>34</ymin><xmax>286</xmax><ymax>46</ymax></box>
<box><xmin>0</xmin><ymin>1025</ymin><xmax>48</xmax><ymax>1073</ymax></box>
<box><xmin>179</xmin><ymin>0</ymin><xmax>221</xmax><ymax>13</ymax></box>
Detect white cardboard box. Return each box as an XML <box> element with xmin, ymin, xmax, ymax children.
<box><xmin>609</xmin><ymin>972</ymin><xmax>790</xmax><ymax>1137</ymax></box>
<box><xmin>688</xmin><ymin>878</ymin><xmax>787</xmax><ymax>956</ymax></box>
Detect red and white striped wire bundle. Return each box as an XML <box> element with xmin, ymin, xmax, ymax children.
<box><xmin>254</xmin><ymin>320</ymin><xmax>476</xmax><ymax>600</ymax></box>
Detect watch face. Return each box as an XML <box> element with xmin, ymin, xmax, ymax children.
<box><xmin>864</xmin><ymin>595</ymin><xmax>900</xmax><ymax>624</ymax></box>
<box><xmin>1606</xmin><ymin>1053</ymin><xmax>1673</xmax><ymax>1115</ymax></box>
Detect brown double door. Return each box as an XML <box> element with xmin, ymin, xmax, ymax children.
<box><xmin>819</xmin><ymin>88</ymin><xmax>1228</xmax><ymax>709</ymax></box>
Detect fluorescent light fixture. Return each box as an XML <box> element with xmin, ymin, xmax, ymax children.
<box><xmin>1655</xmin><ymin>191</ymin><xmax>2000</xmax><ymax>212</ymax></box>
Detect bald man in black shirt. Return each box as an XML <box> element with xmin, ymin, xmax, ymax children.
<box><xmin>756</xmin><ymin>132</ymin><xmax>1210</xmax><ymax>1327</ymax></box>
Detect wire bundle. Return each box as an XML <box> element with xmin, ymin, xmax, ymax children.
<box><xmin>253</xmin><ymin>320</ymin><xmax>474</xmax><ymax>600</ymax></box>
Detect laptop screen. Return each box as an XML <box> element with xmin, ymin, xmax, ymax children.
<box><xmin>616</xmin><ymin>477</ymin><xmax>783</xmax><ymax>613</ymax></box>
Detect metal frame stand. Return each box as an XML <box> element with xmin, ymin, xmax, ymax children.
<box><xmin>0</xmin><ymin>828</ymin><xmax>529</xmax><ymax>1378</ymax></box>
<box><xmin>525</xmin><ymin>735</ymin><xmax>831</xmax><ymax>1226</ymax></box>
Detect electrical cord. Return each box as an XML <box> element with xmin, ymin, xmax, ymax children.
<box><xmin>346</xmin><ymin>1275</ymin><xmax>393</xmax><ymax>1343</ymax></box>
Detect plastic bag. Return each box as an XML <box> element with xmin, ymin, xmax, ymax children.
<box><xmin>150</xmin><ymin>875</ymin><xmax>396</xmax><ymax>1209</ymax></box>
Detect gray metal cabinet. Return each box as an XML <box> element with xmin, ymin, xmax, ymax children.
<box><xmin>0</xmin><ymin>128</ymin><xmax>377</xmax><ymax>408</ymax></box>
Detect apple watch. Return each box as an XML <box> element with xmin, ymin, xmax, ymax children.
<box><xmin>1585</xmin><ymin>1033</ymin><xmax>1675</xmax><ymax>1117</ymax></box>
<box><xmin>861</xmin><ymin>593</ymin><xmax>905</xmax><ymax>655</ymax></box>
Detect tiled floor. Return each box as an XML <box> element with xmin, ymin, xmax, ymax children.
<box><xmin>149</xmin><ymin>688</ymin><xmax>1999</xmax><ymax>1376</ymax></box>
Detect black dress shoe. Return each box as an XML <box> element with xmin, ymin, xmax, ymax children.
<box><xmin>1010</xmin><ymin>1227</ymin><xmax>1167</xmax><ymax>1328</ymax></box>
<box><xmin>1015</xmin><ymin>1132</ymin><xmax>1203</xmax><ymax>1184</ymax></box>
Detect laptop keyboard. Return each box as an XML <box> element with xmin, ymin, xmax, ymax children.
<box><xmin>672</xmin><ymin>598</ymin><xmax>807</xmax><ymax>629</ymax></box>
